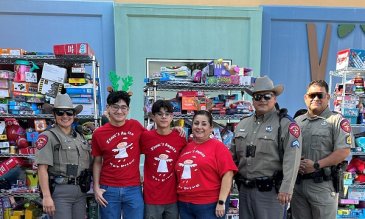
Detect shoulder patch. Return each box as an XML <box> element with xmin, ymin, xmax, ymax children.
<box><xmin>288</xmin><ymin>122</ymin><xmax>300</xmax><ymax>138</ymax></box>
<box><xmin>35</xmin><ymin>135</ymin><xmax>48</xmax><ymax>150</ymax></box>
<box><xmin>291</xmin><ymin>139</ymin><xmax>300</xmax><ymax>148</ymax></box>
<box><xmin>340</xmin><ymin>119</ymin><xmax>351</xmax><ymax>133</ymax></box>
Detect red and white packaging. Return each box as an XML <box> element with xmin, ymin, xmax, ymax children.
<box><xmin>0</xmin><ymin>157</ymin><xmax>22</xmax><ymax>177</ymax></box>
<box><xmin>53</xmin><ymin>43</ymin><xmax>94</xmax><ymax>56</ymax></box>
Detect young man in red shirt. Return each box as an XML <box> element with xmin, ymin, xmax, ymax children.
<box><xmin>140</xmin><ymin>100</ymin><xmax>187</xmax><ymax>219</ymax></box>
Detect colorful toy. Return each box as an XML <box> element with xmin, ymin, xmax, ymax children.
<box><xmin>347</xmin><ymin>157</ymin><xmax>365</xmax><ymax>183</ymax></box>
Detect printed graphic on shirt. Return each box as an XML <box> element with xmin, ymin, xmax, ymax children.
<box><xmin>179</xmin><ymin>159</ymin><xmax>197</xmax><ymax>179</ymax></box>
<box><xmin>340</xmin><ymin>119</ymin><xmax>351</xmax><ymax>133</ymax></box>
<box><xmin>35</xmin><ymin>135</ymin><xmax>48</xmax><ymax>150</ymax></box>
<box><xmin>106</xmin><ymin>131</ymin><xmax>136</xmax><ymax>169</ymax></box>
<box><xmin>289</xmin><ymin>123</ymin><xmax>300</xmax><ymax>138</ymax></box>
<box><xmin>155</xmin><ymin>154</ymin><xmax>173</xmax><ymax>173</ymax></box>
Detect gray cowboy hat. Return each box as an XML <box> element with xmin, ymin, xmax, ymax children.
<box><xmin>43</xmin><ymin>93</ymin><xmax>83</xmax><ymax>115</ymax></box>
<box><xmin>243</xmin><ymin>75</ymin><xmax>284</xmax><ymax>96</ymax></box>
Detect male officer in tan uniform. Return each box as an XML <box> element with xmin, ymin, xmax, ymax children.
<box><xmin>231</xmin><ymin>76</ymin><xmax>302</xmax><ymax>219</ymax></box>
<box><xmin>291</xmin><ymin>80</ymin><xmax>354</xmax><ymax>219</ymax></box>
<box><xmin>35</xmin><ymin>94</ymin><xmax>91</xmax><ymax>219</ymax></box>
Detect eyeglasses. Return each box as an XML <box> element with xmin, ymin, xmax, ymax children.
<box><xmin>307</xmin><ymin>92</ymin><xmax>325</xmax><ymax>99</ymax></box>
<box><xmin>55</xmin><ymin>109</ymin><xmax>75</xmax><ymax>116</ymax></box>
<box><xmin>252</xmin><ymin>93</ymin><xmax>274</xmax><ymax>101</ymax></box>
<box><xmin>109</xmin><ymin>104</ymin><xmax>129</xmax><ymax>112</ymax></box>
<box><xmin>155</xmin><ymin>112</ymin><xmax>172</xmax><ymax>117</ymax></box>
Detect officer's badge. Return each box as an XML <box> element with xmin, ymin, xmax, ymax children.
<box><xmin>346</xmin><ymin>135</ymin><xmax>352</xmax><ymax>145</ymax></box>
<box><xmin>340</xmin><ymin>119</ymin><xmax>351</xmax><ymax>133</ymax></box>
<box><xmin>321</xmin><ymin>121</ymin><xmax>327</xmax><ymax>126</ymax></box>
<box><xmin>239</xmin><ymin>129</ymin><xmax>245</xmax><ymax>132</ymax></box>
<box><xmin>291</xmin><ymin>140</ymin><xmax>300</xmax><ymax>148</ymax></box>
<box><xmin>289</xmin><ymin>122</ymin><xmax>300</xmax><ymax>138</ymax></box>
<box><xmin>265</xmin><ymin>126</ymin><xmax>272</xmax><ymax>132</ymax></box>
<box><xmin>35</xmin><ymin>135</ymin><xmax>48</xmax><ymax>150</ymax></box>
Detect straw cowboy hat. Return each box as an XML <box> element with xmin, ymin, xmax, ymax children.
<box><xmin>244</xmin><ymin>75</ymin><xmax>284</xmax><ymax>96</ymax></box>
<box><xmin>43</xmin><ymin>93</ymin><xmax>83</xmax><ymax>115</ymax></box>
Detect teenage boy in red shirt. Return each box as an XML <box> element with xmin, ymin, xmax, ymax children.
<box><xmin>140</xmin><ymin>100</ymin><xmax>187</xmax><ymax>219</ymax></box>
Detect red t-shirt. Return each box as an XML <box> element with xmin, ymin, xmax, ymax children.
<box><xmin>175</xmin><ymin>138</ymin><xmax>238</xmax><ymax>204</ymax></box>
<box><xmin>92</xmin><ymin>120</ymin><xmax>146</xmax><ymax>186</ymax></box>
<box><xmin>140</xmin><ymin>129</ymin><xmax>186</xmax><ymax>204</ymax></box>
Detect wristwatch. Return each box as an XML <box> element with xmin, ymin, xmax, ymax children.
<box><xmin>218</xmin><ymin>200</ymin><xmax>225</xmax><ymax>205</ymax></box>
<box><xmin>313</xmin><ymin>161</ymin><xmax>321</xmax><ymax>171</ymax></box>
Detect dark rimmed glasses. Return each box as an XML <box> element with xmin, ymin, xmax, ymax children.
<box><xmin>54</xmin><ymin>109</ymin><xmax>75</xmax><ymax>116</ymax></box>
<box><xmin>109</xmin><ymin>104</ymin><xmax>129</xmax><ymax>112</ymax></box>
<box><xmin>253</xmin><ymin>93</ymin><xmax>274</xmax><ymax>101</ymax></box>
<box><xmin>306</xmin><ymin>92</ymin><xmax>325</xmax><ymax>99</ymax></box>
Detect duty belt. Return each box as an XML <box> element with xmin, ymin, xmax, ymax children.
<box><xmin>53</xmin><ymin>176</ymin><xmax>80</xmax><ymax>185</ymax></box>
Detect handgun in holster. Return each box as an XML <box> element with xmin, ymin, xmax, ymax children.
<box><xmin>234</xmin><ymin>173</ymin><xmax>243</xmax><ymax>191</ymax></box>
<box><xmin>273</xmin><ymin>170</ymin><xmax>283</xmax><ymax>194</ymax></box>
<box><xmin>79</xmin><ymin>169</ymin><xmax>92</xmax><ymax>193</ymax></box>
<box><xmin>331</xmin><ymin>162</ymin><xmax>346</xmax><ymax>195</ymax></box>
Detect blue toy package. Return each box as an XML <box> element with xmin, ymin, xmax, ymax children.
<box><xmin>356</xmin><ymin>137</ymin><xmax>365</xmax><ymax>151</ymax></box>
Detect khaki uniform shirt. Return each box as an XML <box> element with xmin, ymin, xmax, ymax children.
<box><xmin>295</xmin><ymin>107</ymin><xmax>354</xmax><ymax>162</ymax></box>
<box><xmin>35</xmin><ymin>125</ymin><xmax>91</xmax><ymax>177</ymax></box>
<box><xmin>231</xmin><ymin>108</ymin><xmax>302</xmax><ymax>193</ymax></box>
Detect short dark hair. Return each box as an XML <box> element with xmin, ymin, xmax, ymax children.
<box><xmin>106</xmin><ymin>91</ymin><xmax>131</xmax><ymax>106</ymax></box>
<box><xmin>307</xmin><ymin>80</ymin><xmax>329</xmax><ymax>93</ymax></box>
<box><xmin>192</xmin><ymin>110</ymin><xmax>213</xmax><ymax>127</ymax></box>
<box><xmin>152</xmin><ymin>100</ymin><xmax>173</xmax><ymax>114</ymax></box>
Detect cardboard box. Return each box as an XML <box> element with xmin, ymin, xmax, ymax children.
<box><xmin>336</xmin><ymin>49</ymin><xmax>365</xmax><ymax>70</ymax></box>
<box><xmin>38</xmin><ymin>78</ymin><xmax>63</xmax><ymax>98</ymax></box>
<box><xmin>0</xmin><ymin>48</ymin><xmax>24</xmax><ymax>56</ymax></box>
<box><xmin>176</xmin><ymin>91</ymin><xmax>204</xmax><ymax>98</ymax></box>
<box><xmin>53</xmin><ymin>43</ymin><xmax>94</xmax><ymax>56</ymax></box>
<box><xmin>0</xmin><ymin>157</ymin><xmax>22</xmax><ymax>177</ymax></box>
<box><xmin>41</xmin><ymin>63</ymin><xmax>67</xmax><ymax>83</ymax></box>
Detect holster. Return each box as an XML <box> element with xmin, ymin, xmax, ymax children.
<box><xmin>234</xmin><ymin>173</ymin><xmax>243</xmax><ymax>191</ymax></box>
<box><xmin>256</xmin><ymin>177</ymin><xmax>274</xmax><ymax>192</ymax></box>
<box><xmin>79</xmin><ymin>169</ymin><xmax>92</xmax><ymax>193</ymax></box>
<box><xmin>331</xmin><ymin>162</ymin><xmax>346</xmax><ymax>195</ymax></box>
<box><xmin>273</xmin><ymin>171</ymin><xmax>283</xmax><ymax>194</ymax></box>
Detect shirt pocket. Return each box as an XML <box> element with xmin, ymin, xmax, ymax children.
<box><xmin>59</xmin><ymin>141</ymin><xmax>78</xmax><ymax>164</ymax></box>
<box><xmin>235</xmin><ymin>132</ymin><xmax>248</xmax><ymax>161</ymax></box>
<box><xmin>310</xmin><ymin>128</ymin><xmax>331</xmax><ymax>151</ymax></box>
<box><xmin>257</xmin><ymin>133</ymin><xmax>277</xmax><ymax>155</ymax></box>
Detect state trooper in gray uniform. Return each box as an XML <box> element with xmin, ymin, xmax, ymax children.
<box><xmin>291</xmin><ymin>80</ymin><xmax>354</xmax><ymax>219</ymax></box>
<box><xmin>231</xmin><ymin>76</ymin><xmax>302</xmax><ymax>219</ymax></box>
<box><xmin>35</xmin><ymin>94</ymin><xmax>91</xmax><ymax>219</ymax></box>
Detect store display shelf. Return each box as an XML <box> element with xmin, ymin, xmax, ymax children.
<box><xmin>348</xmin><ymin>184</ymin><xmax>365</xmax><ymax>189</ymax></box>
<box><xmin>0</xmin><ymin>113</ymin><xmax>94</xmax><ymax>119</ymax></box>
<box><xmin>146</xmin><ymin>114</ymin><xmax>249</xmax><ymax>120</ymax></box>
<box><xmin>0</xmin><ymin>154</ymin><xmax>35</xmax><ymax>158</ymax></box>
<box><xmin>0</xmin><ymin>55</ymin><xmax>95</xmax><ymax>65</ymax></box>
<box><xmin>351</xmin><ymin>152</ymin><xmax>365</xmax><ymax>156</ymax></box>
<box><xmin>145</xmin><ymin>81</ymin><xmax>251</xmax><ymax>91</ymax></box>
<box><xmin>330</xmin><ymin>69</ymin><xmax>365</xmax><ymax>78</ymax></box>
<box><xmin>0</xmin><ymin>192</ymin><xmax>40</xmax><ymax>198</ymax></box>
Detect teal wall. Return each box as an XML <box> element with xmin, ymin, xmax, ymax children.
<box><xmin>114</xmin><ymin>4</ymin><xmax>262</xmax><ymax>122</ymax></box>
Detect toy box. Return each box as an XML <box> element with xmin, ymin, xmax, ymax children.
<box><xmin>0</xmin><ymin>157</ymin><xmax>22</xmax><ymax>177</ymax></box>
<box><xmin>41</xmin><ymin>63</ymin><xmax>67</xmax><ymax>84</ymax></box>
<box><xmin>53</xmin><ymin>43</ymin><xmax>95</xmax><ymax>56</ymax></box>
<box><xmin>336</xmin><ymin>49</ymin><xmax>365</xmax><ymax>70</ymax></box>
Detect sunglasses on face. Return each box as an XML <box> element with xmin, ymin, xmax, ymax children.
<box><xmin>253</xmin><ymin>93</ymin><xmax>274</xmax><ymax>101</ymax></box>
<box><xmin>307</xmin><ymin>92</ymin><xmax>326</xmax><ymax>99</ymax></box>
<box><xmin>54</xmin><ymin>109</ymin><xmax>75</xmax><ymax>116</ymax></box>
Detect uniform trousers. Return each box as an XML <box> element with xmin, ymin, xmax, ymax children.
<box><xmin>291</xmin><ymin>180</ymin><xmax>337</xmax><ymax>219</ymax></box>
<box><xmin>145</xmin><ymin>203</ymin><xmax>179</xmax><ymax>219</ymax></box>
<box><xmin>51</xmin><ymin>184</ymin><xmax>86</xmax><ymax>219</ymax></box>
<box><xmin>239</xmin><ymin>185</ymin><xmax>284</xmax><ymax>219</ymax></box>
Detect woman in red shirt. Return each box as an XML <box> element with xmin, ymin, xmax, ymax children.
<box><xmin>175</xmin><ymin>110</ymin><xmax>238</xmax><ymax>219</ymax></box>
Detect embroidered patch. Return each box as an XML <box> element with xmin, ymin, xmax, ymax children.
<box><xmin>346</xmin><ymin>135</ymin><xmax>352</xmax><ymax>145</ymax></box>
<box><xmin>289</xmin><ymin>123</ymin><xmax>300</xmax><ymax>138</ymax></box>
<box><xmin>340</xmin><ymin>119</ymin><xmax>351</xmax><ymax>133</ymax></box>
<box><xmin>35</xmin><ymin>135</ymin><xmax>48</xmax><ymax>150</ymax></box>
<box><xmin>291</xmin><ymin>140</ymin><xmax>300</xmax><ymax>148</ymax></box>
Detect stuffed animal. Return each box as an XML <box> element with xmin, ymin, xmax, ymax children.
<box><xmin>347</xmin><ymin>157</ymin><xmax>365</xmax><ymax>183</ymax></box>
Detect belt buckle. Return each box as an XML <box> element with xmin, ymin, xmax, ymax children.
<box><xmin>55</xmin><ymin>176</ymin><xmax>68</xmax><ymax>184</ymax></box>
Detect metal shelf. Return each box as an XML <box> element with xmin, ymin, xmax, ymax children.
<box><xmin>0</xmin><ymin>55</ymin><xmax>96</xmax><ymax>66</ymax></box>
<box><xmin>0</xmin><ymin>153</ymin><xmax>35</xmax><ymax>158</ymax></box>
<box><xmin>0</xmin><ymin>113</ymin><xmax>95</xmax><ymax>120</ymax></box>
<box><xmin>330</xmin><ymin>69</ymin><xmax>365</xmax><ymax>78</ymax></box>
<box><xmin>0</xmin><ymin>192</ymin><xmax>40</xmax><ymax>198</ymax></box>
<box><xmin>145</xmin><ymin>81</ymin><xmax>251</xmax><ymax>91</ymax></box>
<box><xmin>146</xmin><ymin>114</ymin><xmax>250</xmax><ymax>120</ymax></box>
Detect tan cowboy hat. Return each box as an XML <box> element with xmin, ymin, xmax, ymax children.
<box><xmin>244</xmin><ymin>75</ymin><xmax>284</xmax><ymax>96</ymax></box>
<box><xmin>43</xmin><ymin>93</ymin><xmax>83</xmax><ymax>115</ymax></box>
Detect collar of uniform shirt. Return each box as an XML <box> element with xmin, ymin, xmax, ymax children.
<box><xmin>254</xmin><ymin>108</ymin><xmax>277</xmax><ymax>122</ymax></box>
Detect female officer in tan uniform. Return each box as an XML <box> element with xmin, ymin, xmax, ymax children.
<box><xmin>35</xmin><ymin>94</ymin><xmax>91</xmax><ymax>219</ymax></box>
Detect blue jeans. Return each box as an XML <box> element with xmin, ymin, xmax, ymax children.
<box><xmin>178</xmin><ymin>201</ymin><xmax>228</xmax><ymax>219</ymax></box>
<box><xmin>99</xmin><ymin>185</ymin><xmax>144</xmax><ymax>219</ymax></box>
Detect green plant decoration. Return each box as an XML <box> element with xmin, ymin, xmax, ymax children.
<box><xmin>121</xmin><ymin>75</ymin><xmax>134</xmax><ymax>92</ymax></box>
<box><xmin>108</xmin><ymin>71</ymin><xmax>120</xmax><ymax>91</ymax></box>
<box><xmin>337</xmin><ymin>24</ymin><xmax>355</xmax><ymax>38</ymax></box>
<box><xmin>361</xmin><ymin>24</ymin><xmax>365</xmax><ymax>34</ymax></box>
